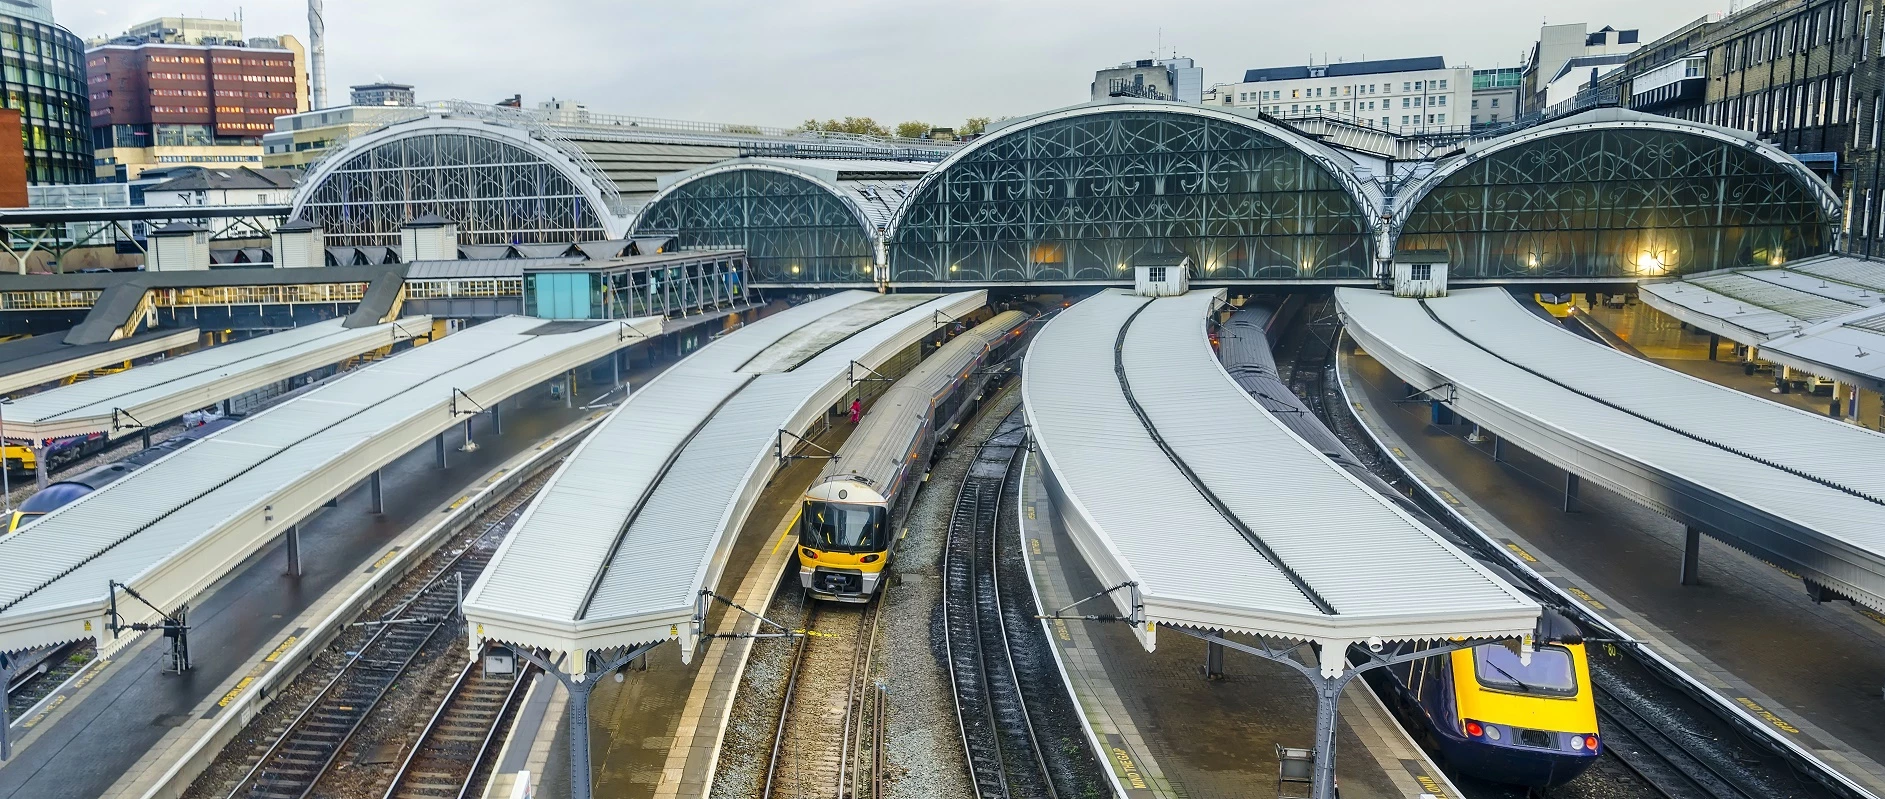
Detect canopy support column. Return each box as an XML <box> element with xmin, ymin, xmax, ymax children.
<box><xmin>284</xmin><ymin>524</ymin><xmax>301</xmax><ymax>577</ymax></box>
<box><xmin>370</xmin><ymin>469</ymin><xmax>383</xmax><ymax>514</ymax></box>
<box><xmin>515</xmin><ymin>643</ymin><xmax>661</xmax><ymax>799</ymax></box>
<box><xmin>1562</xmin><ymin>471</ymin><xmax>1580</xmax><ymax>513</ymax></box>
<box><xmin>1164</xmin><ymin>628</ymin><xmax>1478</xmax><ymax>799</ymax></box>
<box><xmin>491</xmin><ymin>402</ymin><xmax>503</xmax><ymax>435</ymax></box>
<box><xmin>1682</xmin><ymin>526</ymin><xmax>1702</xmax><ymax>586</ymax></box>
<box><xmin>435</xmin><ymin>432</ymin><xmax>447</xmax><ymax>468</ymax></box>
<box><xmin>32</xmin><ymin>444</ymin><xmax>45</xmax><ymax>490</ymax></box>
<box><xmin>0</xmin><ymin>652</ymin><xmax>12</xmax><ymax>761</ymax></box>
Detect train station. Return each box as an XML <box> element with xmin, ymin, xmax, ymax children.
<box><xmin>3</xmin><ymin>26</ymin><xmax>1885</xmax><ymax>799</ymax></box>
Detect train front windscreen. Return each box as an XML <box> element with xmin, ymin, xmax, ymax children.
<box><xmin>801</xmin><ymin>500</ymin><xmax>887</xmax><ymax>552</ymax></box>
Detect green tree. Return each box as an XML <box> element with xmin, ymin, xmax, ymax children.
<box><xmin>895</xmin><ymin>120</ymin><xmax>932</xmax><ymax>139</ymax></box>
<box><xmin>799</xmin><ymin>117</ymin><xmax>892</xmax><ymax>137</ymax></box>
<box><xmin>960</xmin><ymin>116</ymin><xmax>991</xmax><ymax>136</ymax></box>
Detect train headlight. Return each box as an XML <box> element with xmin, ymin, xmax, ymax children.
<box><xmin>1484</xmin><ymin>724</ymin><xmax>1502</xmax><ymax>742</ymax></box>
<box><xmin>800</xmin><ymin>547</ymin><xmax>819</xmax><ymax>560</ymax></box>
<box><xmin>1571</xmin><ymin>735</ymin><xmax>1584</xmax><ymax>750</ymax></box>
<box><xmin>860</xmin><ymin>554</ymin><xmax>880</xmax><ymax>563</ymax></box>
<box><xmin>1463</xmin><ymin>721</ymin><xmax>1484</xmax><ymax>738</ymax></box>
<box><xmin>1582</xmin><ymin>735</ymin><xmax>1599</xmax><ymax>752</ymax></box>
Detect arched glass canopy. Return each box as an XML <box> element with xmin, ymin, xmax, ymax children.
<box><xmin>886</xmin><ymin>107</ymin><xmax>1375</xmax><ymax>282</ymax></box>
<box><xmin>632</xmin><ymin>167</ymin><xmax>878</xmax><ymax>284</ymax></box>
<box><xmin>1396</xmin><ymin>126</ymin><xmax>1834</xmax><ymax>278</ymax></box>
<box><xmin>296</xmin><ymin>128</ymin><xmax>612</xmax><ymax>247</ymax></box>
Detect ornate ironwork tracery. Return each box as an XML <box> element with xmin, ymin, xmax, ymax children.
<box><xmin>1397</xmin><ymin>129</ymin><xmax>1831</xmax><ymax>277</ymax></box>
<box><xmin>886</xmin><ymin>110</ymin><xmax>1374</xmax><ymax>282</ymax></box>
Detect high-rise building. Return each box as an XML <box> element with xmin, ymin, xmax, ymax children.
<box><xmin>263</xmin><ymin>104</ymin><xmax>419</xmax><ymax>169</ymax></box>
<box><xmin>349</xmin><ymin>82</ymin><xmax>416</xmax><ymax>107</ymax></box>
<box><xmin>85</xmin><ymin>17</ymin><xmax>308</xmax><ymax>181</ymax></box>
<box><xmin>1091</xmin><ymin>57</ymin><xmax>1204</xmax><ymax>103</ymax></box>
<box><xmin>1471</xmin><ymin>67</ymin><xmax>1525</xmax><ymax>129</ymax></box>
<box><xmin>1207</xmin><ymin>57</ymin><xmax>1473</xmax><ymax>134</ymax></box>
<box><xmin>1523</xmin><ymin>23</ymin><xmax>1643</xmax><ymax>113</ymax></box>
<box><xmin>0</xmin><ymin>0</ymin><xmax>93</xmax><ymax>185</ymax></box>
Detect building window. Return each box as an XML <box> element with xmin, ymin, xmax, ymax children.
<box><xmin>1147</xmin><ymin>266</ymin><xmax>1167</xmax><ymax>283</ymax></box>
<box><xmin>1472</xmin><ymin>98</ymin><xmax>1479</xmax><ymax>109</ymax></box>
<box><xmin>1866</xmin><ymin>11</ymin><xmax>1875</xmax><ymax>59</ymax></box>
<box><xmin>1403</xmin><ymin>81</ymin><xmax>1411</xmax><ymax>92</ymax></box>
<box><xmin>1492</xmin><ymin>98</ymin><xmax>1500</xmax><ymax>108</ymax></box>
<box><xmin>1438</xmin><ymin>96</ymin><xmax>1446</xmax><ymax>106</ymax></box>
<box><xmin>1866</xmin><ymin>189</ymin><xmax>1874</xmax><ymax>239</ymax></box>
<box><xmin>1411</xmin><ymin>263</ymin><xmax>1432</xmax><ymax>281</ymax></box>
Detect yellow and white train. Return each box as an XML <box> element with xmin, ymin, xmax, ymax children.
<box><xmin>798</xmin><ymin>309</ymin><xmax>1032</xmax><ymax>602</ymax></box>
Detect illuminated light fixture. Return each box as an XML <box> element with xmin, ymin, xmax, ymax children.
<box><xmin>791</xmin><ymin>265</ymin><xmax>801</xmax><ymax>274</ymax></box>
<box><xmin>1770</xmin><ymin>251</ymin><xmax>1785</xmax><ymax>266</ymax></box>
<box><xmin>949</xmin><ymin>265</ymin><xmax>959</xmax><ymax>272</ymax></box>
<box><xmin>1527</xmin><ymin>251</ymin><xmax>1540</xmax><ymax>268</ymax></box>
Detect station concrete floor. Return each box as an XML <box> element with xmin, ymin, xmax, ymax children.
<box><xmin>1340</xmin><ymin>343</ymin><xmax>1885</xmax><ymax>794</ymax></box>
<box><xmin>1577</xmin><ymin>297</ymin><xmax>1883</xmax><ymax>429</ymax></box>
<box><xmin>0</xmin><ymin>388</ymin><xmax>594</xmax><ymax>799</ymax></box>
<box><xmin>1019</xmin><ymin>457</ymin><xmax>1456</xmax><ymax>799</ymax></box>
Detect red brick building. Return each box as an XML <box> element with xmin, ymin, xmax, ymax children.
<box><xmin>86</xmin><ymin>40</ymin><xmax>307</xmax><ymax>181</ymax></box>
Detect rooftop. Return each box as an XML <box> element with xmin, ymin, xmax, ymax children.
<box><xmin>1243</xmin><ymin>56</ymin><xmax>1449</xmax><ymax>83</ymax></box>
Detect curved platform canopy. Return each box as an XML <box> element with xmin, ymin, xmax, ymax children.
<box><xmin>1637</xmin><ymin>255</ymin><xmax>1885</xmax><ymax>391</ymax></box>
<box><xmin>630</xmin><ymin>157</ymin><xmax>935</xmax><ymax>285</ymax></box>
<box><xmin>465</xmin><ymin>290</ymin><xmax>987</xmax><ymax>664</ymax></box>
<box><xmin>1387</xmin><ymin>108</ymin><xmax>1840</xmax><ymax>280</ymax></box>
<box><xmin>1022</xmin><ymin>289</ymin><xmax>1537</xmax><ymax>662</ymax></box>
<box><xmin>0</xmin><ymin>314</ymin><xmax>660</xmax><ymax>657</ymax></box>
<box><xmin>0</xmin><ymin>316</ymin><xmax>430</xmax><ymax>442</ymax></box>
<box><xmin>1337</xmin><ymin>286</ymin><xmax>1885</xmax><ymax>616</ymax></box>
<box><xmin>883</xmin><ymin>99</ymin><xmax>1384</xmax><ymax>285</ymax></box>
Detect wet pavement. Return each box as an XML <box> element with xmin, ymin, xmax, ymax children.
<box><xmin>1019</xmin><ymin>454</ymin><xmax>1457</xmax><ymax>799</ymax></box>
<box><xmin>1340</xmin><ymin>343</ymin><xmax>1885</xmax><ymax>794</ymax></box>
<box><xmin>1580</xmin><ymin>297</ymin><xmax>1881</xmax><ymax>427</ymax></box>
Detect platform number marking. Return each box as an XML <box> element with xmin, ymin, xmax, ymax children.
<box><xmin>1735</xmin><ymin>697</ymin><xmax>1801</xmax><ymax>734</ymax></box>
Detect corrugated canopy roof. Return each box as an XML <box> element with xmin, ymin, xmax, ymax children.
<box><xmin>1023</xmin><ymin>289</ymin><xmax>1537</xmax><ymax>650</ymax></box>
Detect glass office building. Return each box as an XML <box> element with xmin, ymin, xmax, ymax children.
<box><xmin>2</xmin><ymin>1</ymin><xmax>92</xmax><ymax>185</ymax></box>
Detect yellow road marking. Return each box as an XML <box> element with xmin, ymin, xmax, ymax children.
<box><xmin>1437</xmin><ymin>489</ymin><xmax>1462</xmax><ymax>505</ymax></box>
<box><xmin>1564</xmin><ymin>586</ymin><xmax>1607</xmax><ymax>611</ymax></box>
<box><xmin>217</xmin><ymin>676</ymin><xmax>254</xmax><ymax>708</ymax></box>
<box><xmin>1503</xmin><ymin>542</ymin><xmax>1538</xmax><ymax>563</ymax></box>
<box><xmin>367</xmin><ymin>547</ymin><xmax>401</xmax><ymax>572</ymax></box>
<box><xmin>771</xmin><ymin>509</ymin><xmax>804</xmax><ymax>555</ymax></box>
<box><xmin>264</xmin><ymin>636</ymin><xmax>298</xmax><ymax>663</ymax></box>
<box><xmin>1390</xmin><ymin>446</ymin><xmax>1406</xmax><ymax>459</ymax></box>
<box><xmin>1736</xmin><ymin>697</ymin><xmax>1801</xmax><ymax>734</ymax></box>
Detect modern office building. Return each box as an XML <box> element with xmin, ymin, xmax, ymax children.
<box><xmin>0</xmin><ymin>0</ymin><xmax>93</xmax><ymax>185</ymax></box>
<box><xmin>1207</xmin><ymin>57</ymin><xmax>1473</xmax><ymax>133</ymax></box>
<box><xmin>350</xmin><ymin>82</ymin><xmax>416</xmax><ymax>107</ymax></box>
<box><xmin>85</xmin><ymin>17</ymin><xmax>308</xmax><ymax>181</ymax></box>
<box><xmin>1091</xmin><ymin>57</ymin><xmax>1203</xmax><ymax>102</ymax></box>
<box><xmin>1471</xmin><ymin>67</ymin><xmax>1524</xmax><ymax>129</ymax></box>
<box><xmin>263</xmin><ymin>104</ymin><xmax>420</xmax><ymax>168</ymax></box>
<box><xmin>1523</xmin><ymin>23</ymin><xmax>1642</xmax><ymax>113</ymax></box>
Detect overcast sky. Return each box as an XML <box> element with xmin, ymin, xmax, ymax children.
<box><xmin>52</xmin><ymin>0</ymin><xmax>1727</xmax><ymax>128</ymax></box>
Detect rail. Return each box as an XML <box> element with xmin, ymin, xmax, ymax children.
<box><xmin>381</xmin><ymin>651</ymin><xmax>536</xmax><ymax>799</ymax></box>
<box><xmin>943</xmin><ymin>409</ymin><xmax>1057</xmax><ymax>798</ymax></box>
<box><xmin>221</xmin><ymin>483</ymin><xmax>545</xmax><ymax>799</ymax></box>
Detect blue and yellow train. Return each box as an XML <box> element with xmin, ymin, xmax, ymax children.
<box><xmin>1220</xmin><ymin>304</ymin><xmax>1599</xmax><ymax>789</ymax></box>
<box><xmin>1381</xmin><ymin>616</ymin><xmax>1600</xmax><ymax>788</ymax></box>
<box><xmin>798</xmin><ymin>310</ymin><xmax>1031</xmax><ymax>601</ymax></box>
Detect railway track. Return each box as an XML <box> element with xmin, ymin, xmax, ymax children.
<box><xmin>219</xmin><ymin>481</ymin><xmax>546</xmax><ymax>799</ymax></box>
<box><xmin>1293</xmin><ymin>296</ymin><xmax>1845</xmax><ymax>799</ymax></box>
<box><xmin>381</xmin><ymin>654</ymin><xmax>534</xmax><ymax>799</ymax></box>
<box><xmin>941</xmin><ymin>410</ymin><xmax>1055</xmax><ymax>799</ymax></box>
<box><xmin>764</xmin><ymin>598</ymin><xmax>883</xmax><ymax>799</ymax></box>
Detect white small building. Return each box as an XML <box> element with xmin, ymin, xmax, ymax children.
<box><xmin>1205</xmin><ymin>56</ymin><xmax>1473</xmax><ymax>134</ymax></box>
<box><xmin>141</xmin><ymin>167</ymin><xmax>300</xmax><ymax>238</ymax></box>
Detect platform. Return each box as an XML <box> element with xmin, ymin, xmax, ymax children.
<box><xmin>0</xmin><ymin>328</ymin><xmax>199</xmax><ymax>397</ymax></box>
<box><xmin>1637</xmin><ymin>255</ymin><xmax>1885</xmax><ymax>391</ymax></box>
<box><xmin>465</xmin><ymin>289</ymin><xmax>984</xmax><ymax>662</ymax></box>
<box><xmin>0</xmin><ymin>389</ymin><xmax>606</xmax><ymax>799</ymax></box>
<box><xmin>1337</xmin><ymin>342</ymin><xmax>1885</xmax><ymax>796</ymax></box>
<box><xmin>0</xmin><ymin>314</ymin><xmax>661</xmax><ymax>659</ymax></box>
<box><xmin>0</xmin><ymin>315</ymin><xmax>431</xmax><ymax>442</ymax></box>
<box><xmin>1022</xmin><ymin>288</ymin><xmax>1538</xmax><ymax>651</ymax></box>
<box><xmin>1337</xmin><ymin>286</ymin><xmax>1885</xmax><ymax>616</ymax></box>
<box><xmin>1020</xmin><ymin>451</ymin><xmax>1460</xmax><ymax>799</ymax></box>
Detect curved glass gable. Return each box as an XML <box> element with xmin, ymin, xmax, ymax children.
<box><xmin>1398</xmin><ymin>129</ymin><xmax>1831</xmax><ymax>278</ymax></box>
<box><xmin>887</xmin><ymin>110</ymin><xmax>1372</xmax><ymax>282</ymax></box>
<box><xmin>298</xmin><ymin>132</ymin><xmax>607</xmax><ymax>247</ymax></box>
<box><xmin>634</xmin><ymin>169</ymin><xmax>875</xmax><ymax>284</ymax></box>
